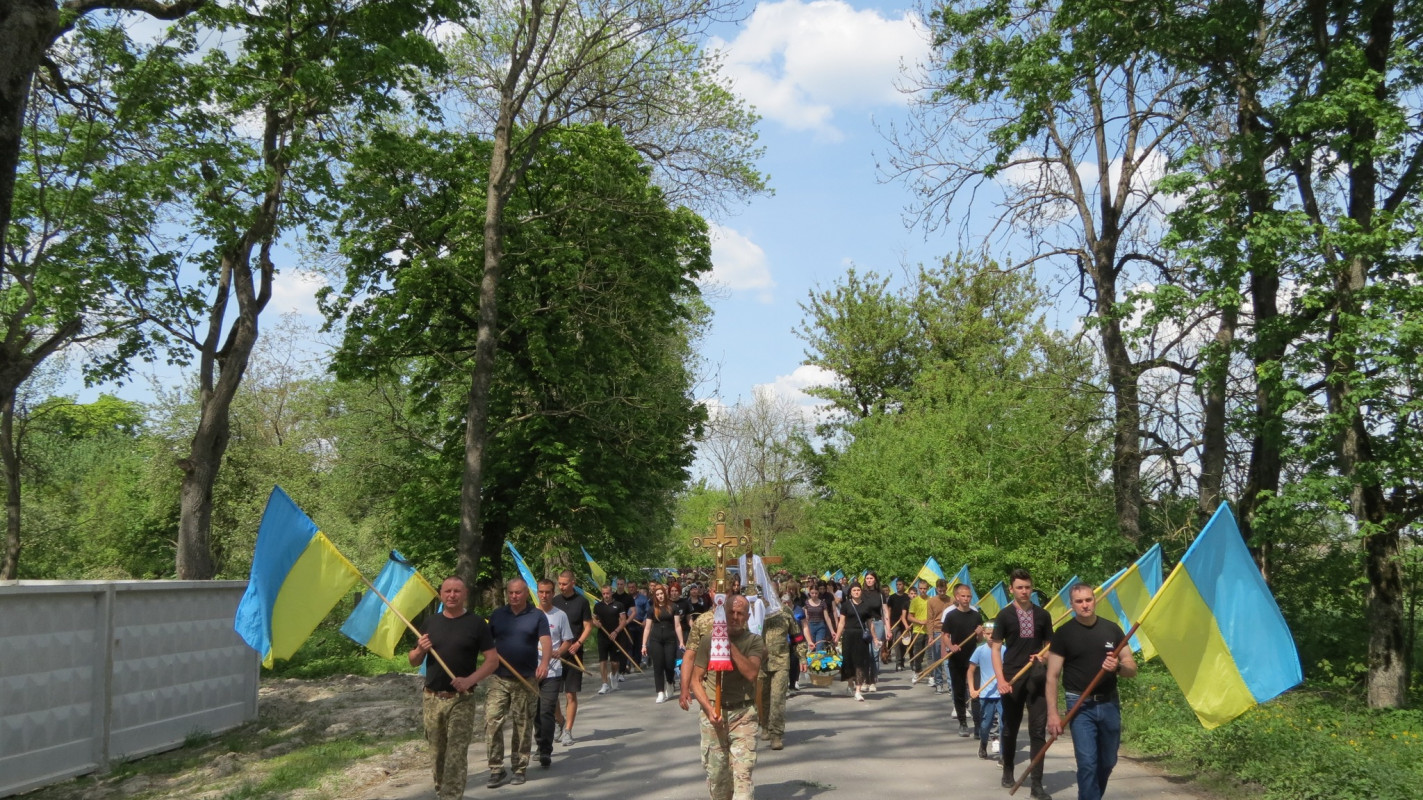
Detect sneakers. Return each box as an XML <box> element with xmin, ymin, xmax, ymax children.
<box><xmin>910</xmin><ymin>675</ymin><xmax>919</xmax><ymax>686</ymax></box>
<box><xmin>538</xmin><ymin>754</ymin><xmax>551</xmax><ymax>768</ymax></box>
<box><xmin>655</xmin><ymin>691</ymin><xmax>667</xmax><ymax>704</ymax></box>
<box><xmin>560</xmin><ymin>731</ymin><xmax>574</xmax><ymax>746</ymax></box>
<box><xmin>617</xmin><ymin>674</ymin><xmax>625</xmax><ymax>683</ymax></box>
<box><xmin>847</xmin><ymin>683</ymin><xmax>855</xmax><ymax>696</ymax></box>
<box><xmin>959</xmin><ymin>720</ymin><xmax>971</xmax><ymax>737</ymax></box>
<box><xmin>609</xmin><ymin>680</ymin><xmax>619</xmax><ymax>692</ymax></box>
<box><xmin>855</xmin><ymin>689</ymin><xmax>865</xmax><ymax>702</ymax></box>
<box><xmin>934</xmin><ymin>685</ymin><xmax>945</xmax><ymax>695</ymax></box>
<box><xmin>927</xmin><ymin>676</ymin><xmax>936</xmax><ymax>687</ymax></box>
<box><xmin>597</xmin><ymin>682</ymin><xmax>611</xmax><ymax>695</ymax></box>
<box><xmin>867</xmin><ymin>683</ymin><xmax>878</xmax><ymax>693</ymax></box>
<box><xmin>978</xmin><ymin>742</ymin><xmax>989</xmax><ymax>760</ymax></box>
<box><xmin>554</xmin><ymin>723</ymin><xmax>563</xmax><ymax>741</ymax></box>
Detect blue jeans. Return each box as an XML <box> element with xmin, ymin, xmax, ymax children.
<box><xmin>1066</xmin><ymin>696</ymin><xmax>1121</xmax><ymax>800</ymax></box>
<box><xmin>870</xmin><ymin>620</ymin><xmax>885</xmax><ymax>680</ymax></box>
<box><xmin>808</xmin><ymin>622</ymin><xmax>832</xmax><ymax>651</ymax></box>
<box><xmin>930</xmin><ymin>640</ymin><xmax>951</xmax><ymax>686</ymax></box>
<box><xmin>978</xmin><ymin>697</ymin><xmax>1003</xmax><ymax>750</ymax></box>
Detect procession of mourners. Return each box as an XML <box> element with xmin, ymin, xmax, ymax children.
<box><xmin>406</xmin><ymin>544</ymin><xmax>1141</xmax><ymax>800</ymax></box>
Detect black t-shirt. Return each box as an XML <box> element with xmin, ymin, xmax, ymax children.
<box><xmin>1050</xmin><ymin>616</ymin><xmax>1126</xmax><ymax>696</ymax></box>
<box><xmin>940</xmin><ymin>606</ymin><xmax>983</xmax><ymax>657</ymax></box>
<box><xmin>839</xmin><ymin>597</ymin><xmax>875</xmax><ymax>633</ymax></box>
<box><xmin>887</xmin><ymin>593</ymin><xmax>912</xmax><ymax>625</ymax></box>
<box><xmin>594</xmin><ymin>600</ymin><xmax>627</xmax><ymax>637</ymax></box>
<box><xmin>489</xmin><ymin>604</ymin><xmax>549</xmax><ymax>678</ymax></box>
<box><xmin>647</xmin><ymin>604</ymin><xmax>680</xmax><ymax>641</ymax></box>
<box><xmin>858</xmin><ymin>591</ymin><xmax>885</xmax><ymax>623</ymax></box>
<box><xmin>421</xmin><ymin>611</ymin><xmax>496</xmax><ymax>692</ymax></box>
<box><xmin>992</xmin><ymin>603</ymin><xmax>1053</xmax><ymax>674</ymax></box>
<box><xmin>553</xmin><ymin>591</ymin><xmax>592</xmax><ymax>638</ymax></box>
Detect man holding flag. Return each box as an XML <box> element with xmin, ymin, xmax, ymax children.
<box><xmin>408</xmin><ymin>577</ymin><xmax>500</xmax><ymax>800</ymax></box>
<box><xmin>991</xmin><ymin>568</ymin><xmax>1053</xmax><ymax>800</ymax></box>
<box><xmin>1047</xmin><ymin>584</ymin><xmax>1137</xmax><ymax>800</ymax></box>
<box><xmin>485</xmin><ymin>577</ymin><xmax>552</xmax><ymax>787</ymax></box>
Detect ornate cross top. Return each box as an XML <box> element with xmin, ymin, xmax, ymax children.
<box><xmin>692</xmin><ymin>510</ymin><xmax>748</xmax><ymax>595</ymax></box>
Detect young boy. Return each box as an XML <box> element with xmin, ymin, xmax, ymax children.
<box><xmin>967</xmin><ymin>622</ymin><xmax>1005</xmax><ymax>762</ymax></box>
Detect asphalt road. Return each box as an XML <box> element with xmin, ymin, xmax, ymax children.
<box><xmin>362</xmin><ymin>662</ymin><xmax>1212</xmax><ymax>800</ymax></box>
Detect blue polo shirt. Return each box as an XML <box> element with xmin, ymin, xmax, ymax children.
<box><xmin>489</xmin><ymin>603</ymin><xmax>549</xmax><ymax>678</ymax></box>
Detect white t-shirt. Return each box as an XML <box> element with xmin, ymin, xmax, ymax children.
<box><xmin>541</xmin><ymin>605</ymin><xmax>575</xmax><ymax>678</ymax></box>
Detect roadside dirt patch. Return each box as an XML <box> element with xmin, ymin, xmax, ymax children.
<box><xmin>25</xmin><ymin>674</ymin><xmax>459</xmax><ymax>800</ymax></box>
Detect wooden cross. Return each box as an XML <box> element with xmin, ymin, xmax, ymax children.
<box><xmin>691</xmin><ymin>510</ymin><xmax>748</xmax><ymax>595</ymax></box>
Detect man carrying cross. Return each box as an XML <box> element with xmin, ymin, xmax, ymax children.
<box><xmin>689</xmin><ymin>593</ymin><xmax>765</xmax><ymax>800</ymax></box>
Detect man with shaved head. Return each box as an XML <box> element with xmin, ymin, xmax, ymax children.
<box><xmin>688</xmin><ymin>594</ymin><xmax>765</xmax><ymax>800</ymax></box>
<box><xmin>485</xmin><ymin>577</ymin><xmax>551</xmax><ymax>787</ymax></box>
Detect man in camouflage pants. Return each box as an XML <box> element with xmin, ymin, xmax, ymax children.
<box><xmin>689</xmin><ymin>594</ymin><xmax>765</xmax><ymax>800</ymax></box>
<box><xmin>757</xmin><ymin>582</ymin><xmax>808</xmax><ymax>751</ymax></box>
<box><xmin>409</xmin><ymin>577</ymin><xmax>500</xmax><ymax>800</ymax></box>
<box><xmin>485</xmin><ymin>578</ymin><xmax>552</xmax><ymax>787</ymax></box>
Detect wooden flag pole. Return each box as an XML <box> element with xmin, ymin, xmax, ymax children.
<box><xmin>357</xmin><ymin>573</ymin><xmax>457</xmax><ymax>682</ymax></box>
<box><xmin>915</xmin><ymin>629</ymin><xmax>983</xmax><ymax>682</ymax></box>
<box><xmin>560</xmin><ymin>656</ymin><xmax>596</xmax><ymax>676</ymax></box>
<box><xmin>494</xmin><ymin>653</ymin><xmax>543</xmax><ymax>697</ymax></box>
<box><xmin>593</xmin><ymin>621</ymin><xmax>646</xmax><ymax>672</ymax></box>
<box><xmin>1009</xmin><ymin>621</ymin><xmax>1142</xmax><ymax>796</ymax></box>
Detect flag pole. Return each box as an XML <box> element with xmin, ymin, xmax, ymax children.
<box><xmin>357</xmin><ymin>573</ymin><xmax>457</xmax><ymax>682</ymax></box>
<box><xmin>1009</xmin><ymin>621</ymin><xmax>1142</xmax><ymax>796</ymax></box>
<box><xmin>914</xmin><ymin>628</ymin><xmax>982</xmax><ymax>682</ymax></box>
<box><xmin>593</xmin><ymin>621</ymin><xmax>646</xmax><ymax>672</ymax></box>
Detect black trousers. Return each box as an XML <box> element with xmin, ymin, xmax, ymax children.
<box><xmin>535</xmin><ymin>675</ymin><xmax>563</xmax><ymax>756</ymax></box>
<box><xmin>1001</xmin><ymin>665</ymin><xmax>1048</xmax><ymax>783</ymax></box>
<box><xmin>648</xmin><ymin>636</ymin><xmax>678</xmax><ymax>693</ymax></box>
<box><xmin>947</xmin><ymin>653</ymin><xmax>973</xmax><ymax>722</ymax></box>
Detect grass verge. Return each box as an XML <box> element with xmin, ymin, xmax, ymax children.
<box><xmin>1121</xmin><ymin>662</ymin><xmax>1423</xmax><ymax>800</ymax></box>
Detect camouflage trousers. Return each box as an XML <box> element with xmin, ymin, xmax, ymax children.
<box><xmin>486</xmin><ymin>675</ymin><xmax>536</xmax><ymax>776</ymax></box>
<box><xmin>699</xmin><ymin>705</ymin><xmax>758</xmax><ymax>800</ymax></box>
<box><xmin>421</xmin><ymin>691</ymin><xmax>478</xmax><ymax>800</ymax></box>
<box><xmin>757</xmin><ymin>669</ymin><xmax>790</xmax><ymax>736</ymax></box>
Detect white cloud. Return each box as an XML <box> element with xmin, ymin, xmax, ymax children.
<box><xmin>756</xmin><ymin>364</ymin><xmax>835</xmax><ymax>413</ymax></box>
<box><xmin>710</xmin><ymin>0</ymin><xmax>929</xmax><ymax>139</ymax></box>
<box><xmin>270</xmin><ymin>269</ymin><xmax>328</xmax><ymax>317</ymax></box>
<box><xmin>705</xmin><ymin>223</ymin><xmax>775</xmax><ymax>302</ymax></box>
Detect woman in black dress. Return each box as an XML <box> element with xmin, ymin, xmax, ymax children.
<box><xmin>836</xmin><ymin>582</ymin><xmax>879</xmax><ymax>701</ymax></box>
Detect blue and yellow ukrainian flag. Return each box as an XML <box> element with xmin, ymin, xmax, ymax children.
<box><xmin>506</xmin><ymin>541</ymin><xmax>540</xmax><ymax>588</ymax></box>
<box><xmin>234</xmin><ymin>487</ymin><xmax>362</xmax><ymax>668</ymax></box>
<box><xmin>581</xmin><ymin>545</ymin><xmax>608</xmax><ymax>589</ymax></box>
<box><xmin>1044</xmin><ymin>576</ymin><xmax>1080</xmax><ymax>624</ymax></box>
<box><xmin>947</xmin><ymin>564</ymin><xmax>979</xmax><ymax>604</ymax></box>
<box><xmin>1095</xmin><ymin>543</ymin><xmax>1164</xmax><ymax>659</ymax></box>
<box><xmin>978</xmin><ymin>581</ymin><xmax>1009</xmax><ymax>619</ymax></box>
<box><xmin>916</xmin><ymin>557</ymin><xmax>945</xmax><ymax>595</ymax></box>
<box><xmin>832</xmin><ymin>569</ymin><xmax>845</xmax><ymax>583</ymax></box>
<box><xmin>1138</xmin><ymin>504</ymin><xmax>1302</xmax><ymax>729</ymax></box>
<box><xmin>340</xmin><ymin>551</ymin><xmax>437</xmax><ymax>659</ymax></box>
<box><xmin>821</xmin><ymin>570</ymin><xmax>832</xmax><ymax>582</ymax></box>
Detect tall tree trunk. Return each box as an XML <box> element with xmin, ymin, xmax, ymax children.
<box><xmin>1197</xmin><ymin>302</ymin><xmax>1235</xmax><ymax>521</ymax></box>
<box><xmin>0</xmin><ymin>0</ymin><xmax>57</xmax><ymax>263</ymax></box>
<box><xmin>457</xmin><ymin>97</ymin><xmax>515</xmax><ymax>596</ymax></box>
<box><xmin>1092</xmin><ymin>241</ymin><xmax>1143</xmax><ymax>545</ymax></box>
<box><xmin>0</xmin><ymin>395</ymin><xmax>19</xmax><ymax>579</ymax></box>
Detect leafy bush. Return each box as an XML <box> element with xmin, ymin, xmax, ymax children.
<box><xmin>1121</xmin><ymin>663</ymin><xmax>1423</xmax><ymax>800</ymax></box>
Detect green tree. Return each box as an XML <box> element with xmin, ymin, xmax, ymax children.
<box><xmin>892</xmin><ymin>0</ymin><xmax>1205</xmax><ymax>545</ymax></box>
<box><xmin>120</xmin><ymin>0</ymin><xmax>468</xmax><ymax>578</ymax></box>
<box><xmin>322</xmin><ymin>124</ymin><xmax>713</xmax><ymax>593</ymax></box>
<box><xmin>436</xmin><ymin>0</ymin><xmax>765</xmax><ymax>591</ymax></box>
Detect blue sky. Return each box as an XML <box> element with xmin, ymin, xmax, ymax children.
<box><xmin>693</xmin><ymin>0</ymin><xmax>947</xmax><ymax>413</ymax></box>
